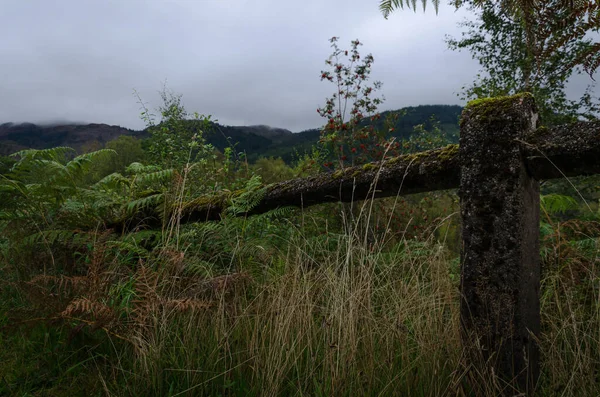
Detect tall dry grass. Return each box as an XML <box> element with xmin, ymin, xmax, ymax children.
<box><xmin>2</xmin><ymin>167</ymin><xmax>598</xmax><ymax>396</ymax></box>
<box><xmin>106</xmin><ymin>204</ymin><xmax>599</xmax><ymax>396</ymax></box>
<box><xmin>114</xmin><ymin>223</ymin><xmax>463</xmax><ymax>397</ymax></box>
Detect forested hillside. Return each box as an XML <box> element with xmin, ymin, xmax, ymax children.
<box><xmin>0</xmin><ymin>122</ymin><xmax>144</xmax><ymax>155</ymax></box>
<box><xmin>0</xmin><ymin>104</ymin><xmax>462</xmax><ymax>162</ymax></box>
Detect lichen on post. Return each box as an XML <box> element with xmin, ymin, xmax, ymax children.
<box><xmin>459</xmin><ymin>93</ymin><xmax>540</xmax><ymax>394</ymax></box>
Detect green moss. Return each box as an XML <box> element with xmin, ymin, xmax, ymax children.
<box><xmin>362</xmin><ymin>163</ymin><xmax>376</xmax><ymax>171</ymax></box>
<box><xmin>525</xmin><ymin>125</ymin><xmax>551</xmax><ymax>145</ymax></box>
<box><xmin>330</xmin><ymin>164</ymin><xmax>376</xmax><ymax>179</ymax></box>
<box><xmin>381</xmin><ymin>144</ymin><xmax>459</xmax><ymax>171</ymax></box>
<box><xmin>184</xmin><ymin>190</ymin><xmax>233</xmax><ymax>211</ymax></box>
<box><xmin>404</xmin><ymin>151</ymin><xmax>430</xmax><ymax>163</ymax></box>
<box><xmin>462</xmin><ymin>93</ymin><xmax>534</xmax><ymax>125</ymax></box>
<box><xmin>387</xmin><ymin>155</ymin><xmax>401</xmax><ymax>165</ymax></box>
<box><xmin>465</xmin><ymin>92</ymin><xmax>533</xmax><ymax>111</ymax></box>
<box><xmin>332</xmin><ymin>169</ymin><xmax>345</xmax><ymax>179</ymax></box>
<box><xmin>437</xmin><ymin>144</ymin><xmax>459</xmax><ymax>161</ymax></box>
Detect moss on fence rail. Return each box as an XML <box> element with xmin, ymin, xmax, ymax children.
<box><xmin>181</xmin><ymin>143</ymin><xmax>461</xmax><ymax>224</ymax></box>
<box><xmin>111</xmin><ymin>119</ymin><xmax>600</xmax><ymax>231</ymax></box>
<box><xmin>523</xmin><ymin>120</ymin><xmax>600</xmax><ymax>179</ymax></box>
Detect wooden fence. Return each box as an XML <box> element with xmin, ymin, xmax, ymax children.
<box><xmin>125</xmin><ymin>93</ymin><xmax>600</xmax><ymax>394</ymax></box>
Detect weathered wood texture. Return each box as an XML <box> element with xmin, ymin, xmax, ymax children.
<box><xmin>459</xmin><ymin>94</ymin><xmax>540</xmax><ymax>394</ymax></box>
<box><xmin>181</xmin><ymin>144</ymin><xmax>460</xmax><ymax>223</ymax></box>
<box><xmin>524</xmin><ymin>120</ymin><xmax>600</xmax><ymax>179</ymax></box>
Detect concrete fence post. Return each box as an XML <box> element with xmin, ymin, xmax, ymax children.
<box><xmin>459</xmin><ymin>93</ymin><xmax>540</xmax><ymax>393</ymax></box>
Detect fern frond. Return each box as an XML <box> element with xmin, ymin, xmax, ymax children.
<box><xmin>181</xmin><ymin>260</ymin><xmax>216</xmax><ymax>277</ymax></box>
<box><xmin>187</xmin><ymin>221</ymin><xmax>224</xmax><ymax>241</ymax></box>
<box><xmin>66</xmin><ymin>149</ymin><xmax>117</xmax><ymax>179</ymax></box>
<box><xmin>541</xmin><ymin>194</ymin><xmax>579</xmax><ymax>215</ymax></box>
<box><xmin>106</xmin><ymin>230</ymin><xmax>162</xmax><ymax>257</ymax></box>
<box><xmin>125</xmin><ymin>162</ymin><xmax>163</xmax><ymax>175</ymax></box>
<box><xmin>133</xmin><ymin>169</ymin><xmax>175</xmax><ymax>186</ymax></box>
<box><xmin>10</xmin><ymin>157</ymin><xmax>66</xmax><ymax>184</ymax></box>
<box><xmin>126</xmin><ymin>193</ymin><xmax>165</xmax><ymax>215</ymax></box>
<box><xmin>261</xmin><ymin>206</ymin><xmax>295</xmax><ymax>219</ymax></box>
<box><xmin>569</xmin><ymin>237</ymin><xmax>599</xmax><ymax>258</ymax></box>
<box><xmin>61</xmin><ymin>297</ymin><xmax>115</xmax><ymax>320</ymax></box>
<box><xmin>226</xmin><ymin>175</ymin><xmax>266</xmax><ymax>216</ymax></box>
<box><xmin>379</xmin><ymin>0</ymin><xmax>434</xmax><ymax>18</ymax></box>
<box><xmin>0</xmin><ymin>177</ymin><xmax>28</xmax><ymax>197</ymax></box>
<box><xmin>28</xmin><ymin>274</ymin><xmax>89</xmax><ymax>296</ymax></box>
<box><xmin>92</xmin><ymin>172</ymin><xmax>129</xmax><ymax>191</ymax></box>
<box><xmin>106</xmin><ymin>240</ymin><xmax>150</xmax><ymax>258</ymax></box>
<box><xmin>11</xmin><ymin>146</ymin><xmax>75</xmax><ymax>163</ymax></box>
<box><xmin>540</xmin><ymin>221</ymin><xmax>554</xmax><ymax>238</ymax></box>
<box><xmin>122</xmin><ymin>229</ymin><xmax>162</xmax><ymax>244</ymax></box>
<box><xmin>22</xmin><ymin>229</ymin><xmax>92</xmax><ymax>247</ymax></box>
<box><xmin>37</xmin><ymin>159</ymin><xmax>68</xmax><ymax>176</ymax></box>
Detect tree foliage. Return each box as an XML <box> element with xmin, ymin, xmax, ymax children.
<box><xmin>317</xmin><ymin>37</ymin><xmax>398</xmax><ymax>169</ymax></box>
<box><xmin>380</xmin><ymin>0</ymin><xmax>600</xmax><ymax>78</ymax></box>
<box><xmin>379</xmin><ymin>0</ymin><xmax>440</xmax><ymax>17</ymax></box>
<box><xmin>447</xmin><ymin>1</ymin><xmax>599</xmax><ymax>124</ymax></box>
<box><xmin>137</xmin><ymin>88</ymin><xmax>215</xmax><ymax>169</ymax></box>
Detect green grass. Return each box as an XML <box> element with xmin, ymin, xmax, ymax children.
<box><xmin>0</xmin><ymin>160</ymin><xmax>598</xmax><ymax>396</ymax></box>
<box><xmin>1</xmin><ymin>214</ymin><xmax>598</xmax><ymax>396</ymax></box>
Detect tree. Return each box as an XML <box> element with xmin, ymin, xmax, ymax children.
<box><xmin>317</xmin><ymin>37</ymin><xmax>397</xmax><ymax>169</ymax></box>
<box><xmin>77</xmin><ymin>135</ymin><xmax>147</xmax><ymax>183</ymax></box>
<box><xmin>379</xmin><ymin>0</ymin><xmax>600</xmax><ymax>78</ymax></box>
<box><xmin>105</xmin><ymin>135</ymin><xmax>146</xmax><ymax>172</ymax></box>
<box><xmin>136</xmin><ymin>87</ymin><xmax>214</xmax><ymax>169</ymax></box>
<box><xmin>0</xmin><ymin>155</ymin><xmax>16</xmax><ymax>175</ymax></box>
<box><xmin>447</xmin><ymin>1</ymin><xmax>598</xmax><ymax>124</ymax></box>
<box><xmin>252</xmin><ymin>157</ymin><xmax>296</xmax><ymax>184</ymax></box>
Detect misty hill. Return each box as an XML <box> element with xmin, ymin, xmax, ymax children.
<box><xmin>0</xmin><ymin>105</ymin><xmax>462</xmax><ymax>162</ymax></box>
<box><xmin>207</xmin><ymin>105</ymin><xmax>462</xmax><ymax>162</ymax></box>
<box><xmin>0</xmin><ymin>122</ymin><xmax>144</xmax><ymax>156</ymax></box>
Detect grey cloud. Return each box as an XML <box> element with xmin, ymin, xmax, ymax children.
<box><xmin>2</xmin><ymin>0</ymin><xmax>482</xmax><ymax>132</ymax></box>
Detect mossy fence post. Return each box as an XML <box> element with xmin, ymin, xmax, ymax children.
<box><xmin>459</xmin><ymin>93</ymin><xmax>540</xmax><ymax>393</ymax></box>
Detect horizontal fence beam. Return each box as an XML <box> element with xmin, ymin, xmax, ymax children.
<box><xmin>178</xmin><ymin>119</ymin><xmax>600</xmax><ymax>224</ymax></box>
<box><xmin>113</xmin><ymin>118</ymin><xmax>600</xmax><ymax>230</ymax></box>
<box><xmin>181</xmin><ymin>144</ymin><xmax>461</xmax><ymax>223</ymax></box>
<box><xmin>523</xmin><ymin>120</ymin><xmax>600</xmax><ymax>179</ymax></box>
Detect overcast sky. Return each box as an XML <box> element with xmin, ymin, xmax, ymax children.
<box><xmin>0</xmin><ymin>1</ymin><xmax>545</xmax><ymax>131</ymax></box>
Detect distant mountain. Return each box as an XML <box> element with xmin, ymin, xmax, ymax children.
<box><xmin>206</xmin><ymin>105</ymin><xmax>462</xmax><ymax>162</ymax></box>
<box><xmin>0</xmin><ymin>104</ymin><xmax>463</xmax><ymax>162</ymax></box>
<box><xmin>0</xmin><ymin>122</ymin><xmax>144</xmax><ymax>155</ymax></box>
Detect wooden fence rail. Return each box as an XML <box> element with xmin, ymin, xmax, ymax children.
<box><xmin>173</xmin><ymin>97</ymin><xmax>599</xmax><ymax>228</ymax></box>
<box><xmin>124</xmin><ymin>93</ymin><xmax>600</xmax><ymax>394</ymax></box>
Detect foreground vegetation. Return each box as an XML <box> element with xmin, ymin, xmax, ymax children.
<box><xmin>1</xmin><ymin>191</ymin><xmax>598</xmax><ymax>395</ymax></box>
<box><xmin>0</xmin><ymin>117</ymin><xmax>599</xmax><ymax>396</ymax></box>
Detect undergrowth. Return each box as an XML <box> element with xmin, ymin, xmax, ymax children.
<box><xmin>0</xmin><ymin>172</ymin><xmax>598</xmax><ymax>395</ymax></box>
<box><xmin>0</xmin><ymin>106</ymin><xmax>598</xmax><ymax>395</ymax></box>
